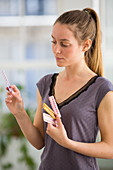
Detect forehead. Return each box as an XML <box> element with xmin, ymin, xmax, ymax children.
<box><xmin>52</xmin><ymin>22</ymin><xmax>74</xmax><ymax>40</ymax></box>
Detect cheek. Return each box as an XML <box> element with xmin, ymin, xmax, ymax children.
<box><xmin>64</xmin><ymin>47</ymin><xmax>75</xmax><ymax>56</ymax></box>
<box><xmin>68</xmin><ymin>46</ymin><xmax>81</xmax><ymax>55</ymax></box>
<box><xmin>66</xmin><ymin>47</ymin><xmax>82</xmax><ymax>62</ymax></box>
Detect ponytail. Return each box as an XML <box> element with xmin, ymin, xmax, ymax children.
<box><xmin>83</xmin><ymin>8</ymin><xmax>103</xmax><ymax>76</ymax></box>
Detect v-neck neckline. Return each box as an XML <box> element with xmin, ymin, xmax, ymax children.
<box><xmin>49</xmin><ymin>73</ymin><xmax>99</xmax><ymax>109</ymax></box>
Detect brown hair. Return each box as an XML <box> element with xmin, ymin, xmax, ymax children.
<box><xmin>54</xmin><ymin>8</ymin><xmax>103</xmax><ymax>76</ymax></box>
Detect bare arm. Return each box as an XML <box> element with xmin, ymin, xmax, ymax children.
<box><xmin>47</xmin><ymin>91</ymin><xmax>113</xmax><ymax>159</ymax></box>
<box><xmin>5</xmin><ymin>85</ymin><xmax>44</xmax><ymax>150</ymax></box>
<box><xmin>33</xmin><ymin>88</ymin><xmax>45</xmax><ymax>146</ymax></box>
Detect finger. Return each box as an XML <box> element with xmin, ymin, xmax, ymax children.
<box><xmin>5</xmin><ymin>93</ymin><xmax>13</xmax><ymax>102</ymax></box>
<box><xmin>6</xmin><ymin>90</ymin><xmax>20</xmax><ymax>102</ymax></box>
<box><xmin>5</xmin><ymin>98</ymin><xmax>12</xmax><ymax>103</ymax></box>
<box><xmin>47</xmin><ymin>123</ymin><xmax>55</xmax><ymax>132</ymax></box>
<box><xmin>46</xmin><ymin>123</ymin><xmax>51</xmax><ymax>134</ymax></box>
<box><xmin>10</xmin><ymin>85</ymin><xmax>20</xmax><ymax>93</ymax></box>
<box><xmin>6</xmin><ymin>90</ymin><xmax>13</xmax><ymax>96</ymax></box>
<box><xmin>6</xmin><ymin>87</ymin><xmax>10</xmax><ymax>91</ymax></box>
<box><xmin>47</xmin><ymin>123</ymin><xmax>53</xmax><ymax>129</ymax></box>
<box><xmin>6</xmin><ymin>91</ymin><xmax>11</xmax><ymax>96</ymax></box>
<box><xmin>56</xmin><ymin>115</ymin><xmax>62</xmax><ymax>126</ymax></box>
<box><xmin>6</xmin><ymin>87</ymin><xmax>12</xmax><ymax>93</ymax></box>
<box><xmin>6</xmin><ymin>94</ymin><xmax>13</xmax><ymax>100</ymax></box>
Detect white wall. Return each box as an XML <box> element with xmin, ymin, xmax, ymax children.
<box><xmin>58</xmin><ymin>0</ymin><xmax>92</xmax><ymax>14</ymax></box>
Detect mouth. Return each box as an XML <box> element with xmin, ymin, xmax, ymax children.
<box><xmin>55</xmin><ymin>57</ymin><xmax>64</xmax><ymax>61</ymax></box>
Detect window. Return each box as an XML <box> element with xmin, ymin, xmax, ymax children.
<box><xmin>100</xmin><ymin>0</ymin><xmax>113</xmax><ymax>81</ymax></box>
<box><xmin>0</xmin><ymin>0</ymin><xmax>58</xmax><ymax>111</ymax></box>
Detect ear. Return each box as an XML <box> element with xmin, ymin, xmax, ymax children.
<box><xmin>82</xmin><ymin>39</ymin><xmax>92</xmax><ymax>52</ymax></box>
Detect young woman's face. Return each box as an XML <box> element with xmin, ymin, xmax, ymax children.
<box><xmin>51</xmin><ymin>22</ymin><xmax>84</xmax><ymax>67</ymax></box>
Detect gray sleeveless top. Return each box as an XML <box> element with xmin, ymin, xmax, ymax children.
<box><xmin>36</xmin><ymin>73</ymin><xmax>113</xmax><ymax>170</ymax></box>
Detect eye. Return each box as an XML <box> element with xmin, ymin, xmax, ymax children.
<box><xmin>60</xmin><ymin>42</ymin><xmax>70</xmax><ymax>47</ymax></box>
<box><xmin>51</xmin><ymin>40</ymin><xmax>57</xmax><ymax>45</ymax></box>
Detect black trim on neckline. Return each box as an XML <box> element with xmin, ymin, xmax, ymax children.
<box><xmin>49</xmin><ymin>73</ymin><xmax>99</xmax><ymax>109</ymax></box>
<box><xmin>49</xmin><ymin>73</ymin><xmax>59</xmax><ymax>96</ymax></box>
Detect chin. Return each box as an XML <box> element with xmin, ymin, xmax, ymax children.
<box><xmin>56</xmin><ymin>63</ymin><xmax>65</xmax><ymax>67</ymax></box>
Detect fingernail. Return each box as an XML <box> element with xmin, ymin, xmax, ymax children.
<box><xmin>12</xmin><ymin>91</ymin><xmax>14</xmax><ymax>94</ymax></box>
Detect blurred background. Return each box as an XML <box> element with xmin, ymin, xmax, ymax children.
<box><xmin>0</xmin><ymin>0</ymin><xmax>113</xmax><ymax>170</ymax></box>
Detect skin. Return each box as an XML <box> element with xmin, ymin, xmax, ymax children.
<box><xmin>5</xmin><ymin>22</ymin><xmax>113</xmax><ymax>159</ymax></box>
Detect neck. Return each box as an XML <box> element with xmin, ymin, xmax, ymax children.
<box><xmin>62</xmin><ymin>60</ymin><xmax>93</xmax><ymax>80</ymax></box>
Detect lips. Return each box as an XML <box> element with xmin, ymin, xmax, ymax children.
<box><xmin>56</xmin><ymin>57</ymin><xmax>64</xmax><ymax>61</ymax></box>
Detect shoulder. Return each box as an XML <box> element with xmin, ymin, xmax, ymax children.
<box><xmin>95</xmin><ymin>76</ymin><xmax>113</xmax><ymax>109</ymax></box>
<box><xmin>96</xmin><ymin>76</ymin><xmax>113</xmax><ymax>87</ymax></box>
<box><xmin>36</xmin><ymin>73</ymin><xmax>58</xmax><ymax>97</ymax></box>
<box><xmin>94</xmin><ymin>76</ymin><xmax>113</xmax><ymax>92</ymax></box>
<box><xmin>36</xmin><ymin>74</ymin><xmax>54</xmax><ymax>88</ymax></box>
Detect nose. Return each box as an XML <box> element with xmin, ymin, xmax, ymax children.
<box><xmin>52</xmin><ymin>43</ymin><xmax>61</xmax><ymax>54</ymax></box>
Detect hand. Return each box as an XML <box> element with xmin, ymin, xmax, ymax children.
<box><xmin>46</xmin><ymin>115</ymin><xmax>69</xmax><ymax>147</ymax></box>
<box><xmin>5</xmin><ymin>85</ymin><xmax>25</xmax><ymax>116</ymax></box>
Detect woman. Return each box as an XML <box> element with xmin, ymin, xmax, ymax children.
<box><xmin>5</xmin><ymin>8</ymin><xmax>113</xmax><ymax>170</ymax></box>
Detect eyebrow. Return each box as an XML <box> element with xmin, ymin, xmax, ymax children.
<box><xmin>51</xmin><ymin>35</ymin><xmax>70</xmax><ymax>42</ymax></box>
